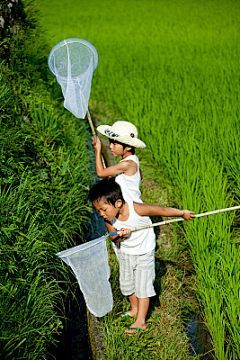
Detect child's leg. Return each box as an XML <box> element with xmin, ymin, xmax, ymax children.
<box><xmin>136</xmin><ymin>297</ymin><xmax>150</xmax><ymax>325</ymax></box>
<box><xmin>119</xmin><ymin>251</ymin><xmax>155</xmax><ymax>324</ymax></box>
<box><xmin>127</xmin><ymin>293</ymin><xmax>138</xmax><ymax>316</ymax></box>
<box><xmin>125</xmin><ymin>296</ymin><xmax>149</xmax><ymax>333</ymax></box>
<box><xmin>119</xmin><ymin>253</ymin><xmax>137</xmax><ymax>316</ymax></box>
<box><xmin>125</xmin><ymin>250</ymin><xmax>155</xmax><ymax>332</ymax></box>
<box><xmin>128</xmin><ymin>293</ymin><xmax>149</xmax><ymax>321</ymax></box>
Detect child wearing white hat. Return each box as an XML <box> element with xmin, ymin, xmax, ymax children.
<box><xmin>92</xmin><ymin>121</ymin><xmax>146</xmax><ymax>203</ymax></box>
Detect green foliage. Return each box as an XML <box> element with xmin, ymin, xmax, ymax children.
<box><xmin>37</xmin><ymin>0</ymin><xmax>240</xmax><ymax>358</ymax></box>
<box><xmin>0</xmin><ymin>0</ymin><xmax>39</xmax><ymax>61</ymax></box>
<box><xmin>0</xmin><ymin>1</ymin><xmax>93</xmax><ymax>358</ymax></box>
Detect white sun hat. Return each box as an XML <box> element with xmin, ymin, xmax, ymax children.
<box><xmin>97</xmin><ymin>121</ymin><xmax>146</xmax><ymax>149</ymax></box>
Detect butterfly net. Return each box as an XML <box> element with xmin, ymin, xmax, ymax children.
<box><xmin>48</xmin><ymin>38</ymin><xmax>98</xmax><ymax>119</ymax></box>
<box><xmin>56</xmin><ymin>235</ymin><xmax>113</xmax><ymax>317</ymax></box>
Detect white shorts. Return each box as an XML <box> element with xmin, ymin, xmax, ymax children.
<box><xmin>119</xmin><ymin>250</ymin><xmax>156</xmax><ymax>298</ymax></box>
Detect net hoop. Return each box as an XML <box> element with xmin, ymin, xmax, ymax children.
<box><xmin>47</xmin><ymin>38</ymin><xmax>98</xmax><ymax>119</ymax></box>
<box><xmin>48</xmin><ymin>38</ymin><xmax>98</xmax><ymax>79</ymax></box>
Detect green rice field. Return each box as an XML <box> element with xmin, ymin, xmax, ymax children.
<box><xmin>37</xmin><ymin>0</ymin><xmax>240</xmax><ymax>358</ymax></box>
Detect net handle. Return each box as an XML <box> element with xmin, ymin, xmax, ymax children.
<box><xmin>87</xmin><ymin>108</ymin><xmax>106</xmax><ymax>168</ymax></box>
<box><xmin>87</xmin><ymin>109</ymin><xmax>97</xmax><ymax>137</ymax></box>
<box><xmin>111</xmin><ymin>205</ymin><xmax>240</xmax><ymax>234</ymax></box>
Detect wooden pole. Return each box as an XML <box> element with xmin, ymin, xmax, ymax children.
<box><xmin>86</xmin><ymin>108</ymin><xmax>106</xmax><ymax>168</ymax></box>
<box><xmin>86</xmin><ymin>108</ymin><xmax>97</xmax><ymax>138</ymax></box>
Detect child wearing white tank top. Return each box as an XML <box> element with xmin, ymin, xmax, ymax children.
<box><xmin>92</xmin><ymin>120</ymin><xmax>146</xmax><ymax>203</ymax></box>
<box><xmin>88</xmin><ymin>178</ymin><xmax>195</xmax><ymax>335</ymax></box>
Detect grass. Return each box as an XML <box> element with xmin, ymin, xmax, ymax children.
<box><xmin>36</xmin><ymin>0</ymin><xmax>240</xmax><ymax>358</ymax></box>
<box><xmin>0</xmin><ymin>3</ymin><xmax>94</xmax><ymax>358</ymax></box>
<box><xmin>0</xmin><ymin>96</ymin><xmax>91</xmax><ymax>358</ymax></box>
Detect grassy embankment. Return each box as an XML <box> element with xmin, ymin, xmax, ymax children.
<box><xmin>0</xmin><ymin>1</ymin><xmax>93</xmax><ymax>358</ymax></box>
<box><xmin>37</xmin><ymin>1</ymin><xmax>240</xmax><ymax>359</ymax></box>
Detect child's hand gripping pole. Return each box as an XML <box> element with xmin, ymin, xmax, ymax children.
<box><xmin>108</xmin><ymin>205</ymin><xmax>240</xmax><ymax>237</ymax></box>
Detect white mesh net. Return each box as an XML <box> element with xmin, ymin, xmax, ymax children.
<box><xmin>56</xmin><ymin>235</ymin><xmax>113</xmax><ymax>317</ymax></box>
<box><xmin>48</xmin><ymin>38</ymin><xmax>98</xmax><ymax>119</ymax></box>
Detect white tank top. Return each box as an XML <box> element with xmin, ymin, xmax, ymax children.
<box><xmin>111</xmin><ymin>201</ymin><xmax>156</xmax><ymax>255</ymax></box>
<box><xmin>115</xmin><ymin>155</ymin><xmax>142</xmax><ymax>202</ymax></box>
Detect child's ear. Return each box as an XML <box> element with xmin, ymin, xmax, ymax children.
<box><xmin>115</xmin><ymin>199</ymin><xmax>123</xmax><ymax>208</ymax></box>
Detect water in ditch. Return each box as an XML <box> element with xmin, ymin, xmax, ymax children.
<box><xmin>51</xmin><ymin>289</ymin><xmax>92</xmax><ymax>360</ymax></box>
<box><xmin>187</xmin><ymin>310</ymin><xmax>214</xmax><ymax>359</ymax></box>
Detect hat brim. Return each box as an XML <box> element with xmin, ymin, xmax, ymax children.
<box><xmin>97</xmin><ymin>125</ymin><xmax>146</xmax><ymax>149</ymax></box>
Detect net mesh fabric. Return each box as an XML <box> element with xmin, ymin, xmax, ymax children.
<box><xmin>57</xmin><ymin>236</ymin><xmax>113</xmax><ymax>317</ymax></box>
<box><xmin>48</xmin><ymin>39</ymin><xmax>98</xmax><ymax>119</ymax></box>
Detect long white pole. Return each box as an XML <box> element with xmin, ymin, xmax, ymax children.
<box><xmin>129</xmin><ymin>205</ymin><xmax>240</xmax><ymax>233</ymax></box>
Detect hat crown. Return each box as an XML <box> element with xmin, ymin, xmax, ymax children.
<box><xmin>97</xmin><ymin>121</ymin><xmax>146</xmax><ymax>148</ymax></box>
<box><xmin>111</xmin><ymin>121</ymin><xmax>138</xmax><ymax>138</ymax></box>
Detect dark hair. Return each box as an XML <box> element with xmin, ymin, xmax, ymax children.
<box><xmin>88</xmin><ymin>177</ymin><xmax>125</xmax><ymax>205</ymax></box>
<box><xmin>109</xmin><ymin>139</ymin><xmax>135</xmax><ymax>154</ymax></box>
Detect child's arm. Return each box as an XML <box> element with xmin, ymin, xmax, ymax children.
<box><xmin>92</xmin><ymin>136</ymin><xmax>136</xmax><ymax>177</ymax></box>
<box><xmin>133</xmin><ymin>202</ymin><xmax>195</xmax><ymax>221</ymax></box>
<box><xmin>105</xmin><ymin>220</ymin><xmax>131</xmax><ymax>243</ymax></box>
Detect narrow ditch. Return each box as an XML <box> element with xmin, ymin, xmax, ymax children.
<box><xmin>50</xmin><ymin>289</ymin><xmax>92</xmax><ymax>360</ymax></box>
<box><xmin>187</xmin><ymin>312</ymin><xmax>214</xmax><ymax>359</ymax></box>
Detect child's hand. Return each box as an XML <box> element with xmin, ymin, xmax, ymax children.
<box><xmin>92</xmin><ymin>136</ymin><xmax>101</xmax><ymax>152</ymax></box>
<box><xmin>182</xmin><ymin>210</ymin><xmax>195</xmax><ymax>221</ymax></box>
<box><xmin>118</xmin><ymin>227</ymin><xmax>131</xmax><ymax>240</ymax></box>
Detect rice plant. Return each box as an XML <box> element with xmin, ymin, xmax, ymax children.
<box><xmin>37</xmin><ymin>0</ymin><xmax>240</xmax><ymax>357</ymax></box>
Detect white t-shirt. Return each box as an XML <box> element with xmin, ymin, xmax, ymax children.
<box><xmin>111</xmin><ymin>201</ymin><xmax>156</xmax><ymax>255</ymax></box>
<box><xmin>115</xmin><ymin>155</ymin><xmax>142</xmax><ymax>203</ymax></box>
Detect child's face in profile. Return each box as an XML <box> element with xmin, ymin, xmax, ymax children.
<box><xmin>109</xmin><ymin>140</ymin><xmax>125</xmax><ymax>157</ymax></box>
<box><xmin>92</xmin><ymin>198</ymin><xmax>122</xmax><ymax>222</ymax></box>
